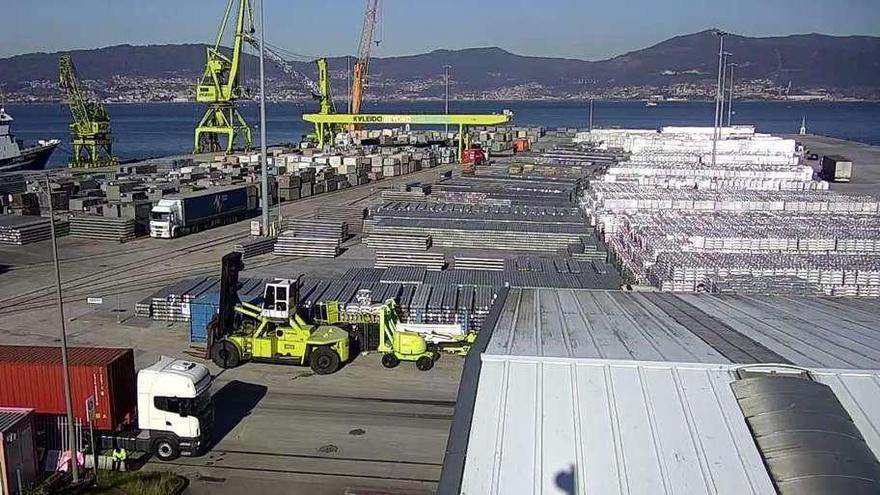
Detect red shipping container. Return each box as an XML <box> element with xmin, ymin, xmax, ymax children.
<box><xmin>514</xmin><ymin>138</ymin><xmax>530</xmax><ymax>152</ymax></box>
<box><xmin>0</xmin><ymin>346</ymin><xmax>137</xmax><ymax>431</ymax></box>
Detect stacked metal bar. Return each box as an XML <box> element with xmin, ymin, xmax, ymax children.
<box><xmin>0</xmin><ymin>216</ymin><xmax>68</xmax><ymax>245</ymax></box>
<box><xmin>381</xmin><ymin>190</ymin><xmax>429</xmax><ymax>201</ymax></box>
<box><xmin>234</xmin><ymin>237</ymin><xmax>277</xmax><ymax>258</ymax></box>
<box><xmin>379</xmin><ymin>266</ymin><xmax>427</xmax><ymax>284</ymax></box>
<box><xmin>312</xmin><ymin>206</ymin><xmax>367</xmax><ymax>234</ymax></box>
<box><xmin>454</xmin><ymin>257</ymin><xmax>505</xmax><ymax>271</ymax></box>
<box><xmin>284</xmin><ymin>218</ymin><xmax>348</xmax><ymax>241</ymax></box>
<box><xmin>137</xmin><ymin>276</ymin><xmax>266</xmax><ymax>322</ymax></box>
<box><xmin>273</xmin><ymin>231</ymin><xmax>340</xmax><ymax>258</ymax></box>
<box><xmin>374</xmin><ymin>250</ymin><xmax>445</xmax><ymax>270</ymax></box>
<box><xmin>69</xmin><ymin>216</ymin><xmax>138</xmax><ymax>242</ymax></box>
<box><xmin>363</xmin><ymin>233</ymin><xmax>431</xmax><ymax>251</ymax></box>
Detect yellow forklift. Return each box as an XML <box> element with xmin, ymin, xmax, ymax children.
<box><xmin>206</xmin><ymin>253</ymin><xmax>351</xmax><ymax>374</ymax></box>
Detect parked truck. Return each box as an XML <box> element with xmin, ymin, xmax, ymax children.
<box><xmin>150</xmin><ymin>184</ymin><xmax>258</xmax><ymax>238</ymax></box>
<box><xmin>0</xmin><ymin>346</ymin><xmax>213</xmax><ymax>461</ymax></box>
<box><xmin>820</xmin><ymin>155</ymin><xmax>853</xmax><ymax>182</ymax></box>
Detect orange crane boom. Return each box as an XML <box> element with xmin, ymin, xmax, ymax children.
<box><xmin>350</xmin><ymin>0</ymin><xmax>379</xmax><ymax>118</ymax></box>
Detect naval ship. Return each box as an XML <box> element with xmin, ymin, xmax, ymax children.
<box><xmin>0</xmin><ymin>107</ymin><xmax>61</xmax><ymax>172</ymax></box>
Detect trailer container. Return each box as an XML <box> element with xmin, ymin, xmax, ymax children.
<box><xmin>149</xmin><ymin>184</ymin><xmax>259</xmax><ymax>238</ymax></box>
<box><xmin>820</xmin><ymin>155</ymin><xmax>852</xmax><ymax>182</ymax></box>
<box><xmin>0</xmin><ymin>346</ymin><xmax>136</xmax><ymax>431</ymax></box>
<box><xmin>0</xmin><ymin>408</ymin><xmax>37</xmax><ymax>495</ymax></box>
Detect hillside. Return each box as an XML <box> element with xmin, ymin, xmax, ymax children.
<box><xmin>2</xmin><ymin>30</ymin><xmax>878</xmax><ymax>101</ymax></box>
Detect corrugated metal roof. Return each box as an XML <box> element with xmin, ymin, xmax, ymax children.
<box><xmin>486</xmin><ymin>289</ymin><xmax>880</xmax><ymax>369</ymax></box>
<box><xmin>0</xmin><ymin>407</ymin><xmax>32</xmax><ymax>433</ymax></box>
<box><xmin>461</xmin><ymin>358</ymin><xmax>880</xmax><ymax>495</ymax></box>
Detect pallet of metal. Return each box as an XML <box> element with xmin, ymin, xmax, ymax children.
<box><xmin>454</xmin><ymin>257</ymin><xmax>505</xmax><ymax>271</ymax></box>
<box><xmin>313</xmin><ymin>206</ymin><xmax>367</xmax><ymax>234</ymax></box>
<box><xmin>381</xmin><ymin>190</ymin><xmax>429</xmax><ymax>201</ymax></box>
<box><xmin>69</xmin><ymin>215</ymin><xmax>138</xmax><ymax>242</ymax></box>
<box><xmin>363</xmin><ymin>233</ymin><xmax>431</xmax><ymax>251</ymax></box>
<box><xmin>380</xmin><ymin>266</ymin><xmax>427</xmax><ymax>284</ymax></box>
<box><xmin>274</xmin><ymin>231</ymin><xmax>340</xmax><ymax>258</ymax></box>
<box><xmin>374</xmin><ymin>250</ymin><xmax>445</xmax><ymax>271</ymax></box>
<box><xmin>234</xmin><ymin>236</ymin><xmax>277</xmax><ymax>258</ymax></box>
<box><xmin>0</xmin><ymin>215</ymin><xmax>68</xmax><ymax>245</ymax></box>
<box><xmin>284</xmin><ymin>219</ymin><xmax>348</xmax><ymax>241</ymax></box>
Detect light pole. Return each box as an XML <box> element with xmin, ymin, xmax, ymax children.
<box><xmin>258</xmin><ymin>0</ymin><xmax>269</xmax><ymax>236</ymax></box>
<box><xmin>46</xmin><ymin>176</ymin><xmax>78</xmax><ymax>483</ymax></box>
<box><xmin>443</xmin><ymin>65</ymin><xmax>452</xmax><ymax>135</ymax></box>
<box><xmin>727</xmin><ymin>62</ymin><xmax>738</xmax><ymax>126</ymax></box>
<box><xmin>589</xmin><ymin>98</ymin><xmax>594</xmax><ymax>132</ymax></box>
<box><xmin>711</xmin><ymin>30</ymin><xmax>727</xmax><ymax>167</ymax></box>
<box><xmin>719</xmin><ymin>51</ymin><xmax>732</xmax><ymax>128</ymax></box>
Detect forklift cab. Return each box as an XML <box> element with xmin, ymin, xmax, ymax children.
<box><xmin>262</xmin><ymin>279</ymin><xmax>298</xmax><ymax>320</ymax></box>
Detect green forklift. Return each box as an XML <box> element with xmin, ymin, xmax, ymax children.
<box><xmin>206</xmin><ymin>253</ymin><xmax>351</xmax><ymax>374</ymax></box>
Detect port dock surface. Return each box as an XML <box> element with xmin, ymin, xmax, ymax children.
<box><xmin>785</xmin><ymin>133</ymin><xmax>880</xmax><ymax>193</ymax></box>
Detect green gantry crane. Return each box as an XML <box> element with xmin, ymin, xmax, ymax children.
<box><xmin>194</xmin><ymin>0</ymin><xmax>254</xmax><ymax>154</ymax></box>
<box><xmin>58</xmin><ymin>55</ymin><xmax>117</xmax><ymax>169</ymax></box>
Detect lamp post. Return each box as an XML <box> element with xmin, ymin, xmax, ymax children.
<box><xmin>711</xmin><ymin>30</ymin><xmax>728</xmax><ymax>167</ymax></box>
<box><xmin>443</xmin><ymin>65</ymin><xmax>452</xmax><ymax>135</ymax></box>
<box><xmin>719</xmin><ymin>51</ymin><xmax>732</xmax><ymax>128</ymax></box>
<box><xmin>258</xmin><ymin>0</ymin><xmax>269</xmax><ymax>236</ymax></box>
<box><xmin>46</xmin><ymin>176</ymin><xmax>78</xmax><ymax>483</ymax></box>
<box><xmin>727</xmin><ymin>62</ymin><xmax>738</xmax><ymax>126</ymax></box>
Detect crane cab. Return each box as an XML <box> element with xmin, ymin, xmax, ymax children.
<box><xmin>261</xmin><ymin>279</ymin><xmax>298</xmax><ymax>320</ymax></box>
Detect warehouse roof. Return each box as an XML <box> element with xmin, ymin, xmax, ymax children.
<box><xmin>459</xmin><ymin>358</ymin><xmax>880</xmax><ymax>495</ymax></box>
<box><xmin>439</xmin><ymin>288</ymin><xmax>880</xmax><ymax>494</ymax></box>
<box><xmin>487</xmin><ymin>289</ymin><xmax>880</xmax><ymax>369</ymax></box>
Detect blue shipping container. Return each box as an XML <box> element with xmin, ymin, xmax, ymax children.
<box><xmin>190</xmin><ymin>292</ymin><xmax>261</xmax><ymax>343</ymax></box>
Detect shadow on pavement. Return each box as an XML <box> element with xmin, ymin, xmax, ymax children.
<box><xmin>210</xmin><ymin>380</ymin><xmax>268</xmax><ymax>448</ymax></box>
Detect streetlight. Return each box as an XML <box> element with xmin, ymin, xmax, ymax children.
<box><xmin>443</xmin><ymin>65</ymin><xmax>452</xmax><ymax>135</ymax></box>
<box><xmin>711</xmin><ymin>30</ymin><xmax>728</xmax><ymax>167</ymax></box>
<box><xmin>727</xmin><ymin>62</ymin><xmax>738</xmax><ymax>126</ymax></box>
<box><xmin>257</xmin><ymin>0</ymin><xmax>269</xmax><ymax>236</ymax></box>
<box><xmin>46</xmin><ymin>176</ymin><xmax>78</xmax><ymax>483</ymax></box>
<box><xmin>718</xmin><ymin>51</ymin><xmax>732</xmax><ymax>129</ymax></box>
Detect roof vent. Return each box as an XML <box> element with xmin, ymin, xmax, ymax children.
<box><xmin>732</xmin><ymin>375</ymin><xmax>880</xmax><ymax>495</ymax></box>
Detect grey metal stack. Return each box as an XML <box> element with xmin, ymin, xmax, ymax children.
<box><xmin>454</xmin><ymin>257</ymin><xmax>506</xmax><ymax>271</ymax></box>
<box><xmin>375</xmin><ymin>250</ymin><xmax>445</xmax><ymax>271</ymax></box>
<box><xmin>69</xmin><ymin>215</ymin><xmax>138</xmax><ymax>242</ymax></box>
<box><xmin>284</xmin><ymin>218</ymin><xmax>348</xmax><ymax>241</ymax></box>
<box><xmin>0</xmin><ymin>215</ymin><xmax>68</xmax><ymax>245</ymax></box>
<box><xmin>313</xmin><ymin>206</ymin><xmax>367</xmax><ymax>234</ymax></box>
<box><xmin>380</xmin><ymin>266</ymin><xmax>427</xmax><ymax>284</ymax></box>
<box><xmin>363</xmin><ymin>233</ymin><xmax>431</xmax><ymax>251</ymax></box>
<box><xmin>234</xmin><ymin>237</ymin><xmax>277</xmax><ymax>258</ymax></box>
<box><xmin>381</xmin><ymin>190</ymin><xmax>429</xmax><ymax>201</ymax></box>
<box><xmin>274</xmin><ymin>231</ymin><xmax>341</xmax><ymax>258</ymax></box>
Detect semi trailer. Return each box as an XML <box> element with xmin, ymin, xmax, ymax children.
<box><xmin>0</xmin><ymin>346</ymin><xmax>213</xmax><ymax>461</ymax></box>
<box><xmin>150</xmin><ymin>184</ymin><xmax>258</xmax><ymax>238</ymax></box>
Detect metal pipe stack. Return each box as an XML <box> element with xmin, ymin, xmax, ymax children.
<box><xmin>273</xmin><ymin>231</ymin><xmax>341</xmax><ymax>258</ymax></box>
<box><xmin>0</xmin><ymin>216</ymin><xmax>68</xmax><ymax>245</ymax></box>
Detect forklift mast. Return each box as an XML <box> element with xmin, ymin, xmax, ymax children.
<box><xmin>206</xmin><ymin>252</ymin><xmax>245</xmax><ymax>358</ymax></box>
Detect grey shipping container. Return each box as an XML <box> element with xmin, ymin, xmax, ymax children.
<box><xmin>0</xmin><ymin>408</ymin><xmax>37</xmax><ymax>495</ymax></box>
<box><xmin>821</xmin><ymin>155</ymin><xmax>852</xmax><ymax>182</ymax></box>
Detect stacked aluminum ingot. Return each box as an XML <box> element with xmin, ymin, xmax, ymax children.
<box><xmin>580</xmin><ymin>126</ymin><xmax>880</xmax><ymax>296</ymax></box>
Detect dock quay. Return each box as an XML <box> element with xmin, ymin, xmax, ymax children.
<box><xmin>2</xmin><ymin>123</ymin><xmax>879</xmax><ymax>494</ymax></box>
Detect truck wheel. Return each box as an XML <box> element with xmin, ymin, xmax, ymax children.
<box><xmin>309</xmin><ymin>347</ymin><xmax>341</xmax><ymax>375</ymax></box>
<box><xmin>212</xmin><ymin>341</ymin><xmax>241</xmax><ymax>369</ymax></box>
<box><xmin>152</xmin><ymin>437</ymin><xmax>180</xmax><ymax>461</ymax></box>
<box><xmin>381</xmin><ymin>353</ymin><xmax>400</xmax><ymax>369</ymax></box>
<box><xmin>416</xmin><ymin>355</ymin><xmax>435</xmax><ymax>371</ymax></box>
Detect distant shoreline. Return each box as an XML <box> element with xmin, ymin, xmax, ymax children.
<box><xmin>6</xmin><ymin>98</ymin><xmax>879</xmax><ymax>106</ymax></box>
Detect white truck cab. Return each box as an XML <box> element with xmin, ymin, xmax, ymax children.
<box><xmin>149</xmin><ymin>199</ymin><xmax>178</xmax><ymax>238</ymax></box>
<box><xmin>128</xmin><ymin>357</ymin><xmax>213</xmax><ymax>460</ymax></box>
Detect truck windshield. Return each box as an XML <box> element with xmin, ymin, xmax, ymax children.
<box><xmin>151</xmin><ymin>211</ymin><xmax>170</xmax><ymax>221</ymax></box>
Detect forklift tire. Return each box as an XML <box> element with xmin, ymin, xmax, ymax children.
<box><xmin>416</xmin><ymin>355</ymin><xmax>435</xmax><ymax>371</ymax></box>
<box><xmin>212</xmin><ymin>341</ymin><xmax>241</xmax><ymax>369</ymax></box>
<box><xmin>309</xmin><ymin>347</ymin><xmax>341</xmax><ymax>375</ymax></box>
<box><xmin>152</xmin><ymin>437</ymin><xmax>180</xmax><ymax>461</ymax></box>
<box><xmin>381</xmin><ymin>354</ymin><xmax>400</xmax><ymax>369</ymax></box>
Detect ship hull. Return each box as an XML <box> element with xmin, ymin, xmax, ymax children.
<box><xmin>0</xmin><ymin>142</ymin><xmax>58</xmax><ymax>173</ymax></box>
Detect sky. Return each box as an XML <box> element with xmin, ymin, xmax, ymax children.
<box><xmin>3</xmin><ymin>0</ymin><xmax>879</xmax><ymax>60</ymax></box>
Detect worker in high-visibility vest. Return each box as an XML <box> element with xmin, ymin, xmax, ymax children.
<box><xmin>111</xmin><ymin>448</ymin><xmax>127</xmax><ymax>471</ymax></box>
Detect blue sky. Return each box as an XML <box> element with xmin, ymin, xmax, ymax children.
<box><xmin>4</xmin><ymin>0</ymin><xmax>879</xmax><ymax>59</ymax></box>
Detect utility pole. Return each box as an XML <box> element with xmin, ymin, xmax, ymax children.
<box><xmin>443</xmin><ymin>65</ymin><xmax>452</xmax><ymax>135</ymax></box>
<box><xmin>727</xmin><ymin>62</ymin><xmax>737</xmax><ymax>126</ymax></box>
<box><xmin>258</xmin><ymin>0</ymin><xmax>269</xmax><ymax>236</ymax></box>
<box><xmin>589</xmin><ymin>98</ymin><xmax>594</xmax><ymax>132</ymax></box>
<box><xmin>46</xmin><ymin>176</ymin><xmax>78</xmax><ymax>483</ymax></box>
<box><xmin>347</xmin><ymin>56</ymin><xmax>352</xmax><ymax>114</ymax></box>
<box><xmin>718</xmin><ymin>52</ymin><xmax>732</xmax><ymax>128</ymax></box>
<box><xmin>711</xmin><ymin>30</ymin><xmax>727</xmax><ymax>168</ymax></box>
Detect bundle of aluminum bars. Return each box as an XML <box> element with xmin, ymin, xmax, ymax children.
<box><xmin>363</xmin><ymin>233</ymin><xmax>431</xmax><ymax>251</ymax></box>
<box><xmin>69</xmin><ymin>215</ymin><xmax>138</xmax><ymax>242</ymax></box>
<box><xmin>0</xmin><ymin>215</ymin><xmax>67</xmax><ymax>245</ymax></box>
<box><xmin>374</xmin><ymin>250</ymin><xmax>445</xmax><ymax>271</ymax></box>
<box><xmin>284</xmin><ymin>219</ymin><xmax>348</xmax><ymax>241</ymax></box>
<box><xmin>234</xmin><ymin>237</ymin><xmax>277</xmax><ymax>258</ymax></box>
<box><xmin>273</xmin><ymin>231</ymin><xmax>341</xmax><ymax>258</ymax></box>
<box><xmin>454</xmin><ymin>257</ymin><xmax>506</xmax><ymax>271</ymax></box>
